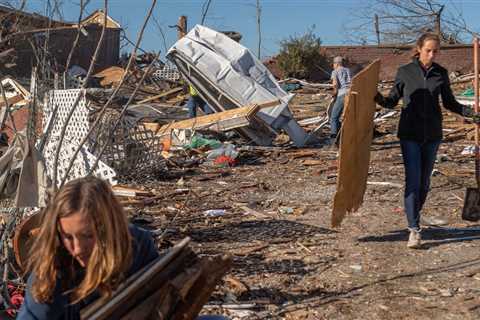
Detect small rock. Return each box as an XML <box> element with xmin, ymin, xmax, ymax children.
<box><xmin>439</xmin><ymin>288</ymin><xmax>454</xmax><ymax>297</ymax></box>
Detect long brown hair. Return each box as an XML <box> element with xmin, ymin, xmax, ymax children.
<box><xmin>412</xmin><ymin>33</ymin><xmax>441</xmax><ymax>58</ymax></box>
<box><xmin>26</xmin><ymin>176</ymin><xmax>133</xmax><ymax>303</ymax></box>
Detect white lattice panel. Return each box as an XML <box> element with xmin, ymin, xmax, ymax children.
<box><xmin>152</xmin><ymin>63</ymin><xmax>180</xmax><ymax>81</ymax></box>
<box><xmin>42</xmin><ymin>89</ymin><xmax>116</xmax><ymax>186</ymax></box>
<box><xmin>44</xmin><ymin>89</ymin><xmax>90</xmax><ymax>145</ymax></box>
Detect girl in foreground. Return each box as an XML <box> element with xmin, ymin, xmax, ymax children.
<box><xmin>18</xmin><ymin>176</ymin><xmax>225</xmax><ymax>320</ymax></box>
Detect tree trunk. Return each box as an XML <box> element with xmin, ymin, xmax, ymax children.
<box><xmin>256</xmin><ymin>0</ymin><xmax>261</xmax><ymax>59</ymax></box>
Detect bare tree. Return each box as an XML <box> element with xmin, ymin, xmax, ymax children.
<box><xmin>343</xmin><ymin>0</ymin><xmax>478</xmax><ymax>45</ymax></box>
<box><xmin>0</xmin><ymin>0</ymin><xmax>26</xmax><ymax>9</ymax></box>
<box><xmin>256</xmin><ymin>0</ymin><xmax>261</xmax><ymax>59</ymax></box>
<box><xmin>201</xmin><ymin>0</ymin><xmax>212</xmax><ymax>25</ymax></box>
<box><xmin>65</xmin><ymin>0</ymin><xmax>91</xmax><ymax>73</ymax></box>
<box><xmin>152</xmin><ymin>14</ymin><xmax>168</xmax><ymax>54</ymax></box>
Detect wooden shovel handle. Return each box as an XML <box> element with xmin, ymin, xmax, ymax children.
<box><xmin>474</xmin><ymin>37</ymin><xmax>480</xmax><ymax>187</ymax></box>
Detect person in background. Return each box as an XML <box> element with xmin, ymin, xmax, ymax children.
<box><xmin>375</xmin><ymin>33</ymin><xmax>480</xmax><ymax>249</ymax></box>
<box><xmin>329</xmin><ymin>56</ymin><xmax>352</xmax><ymax>146</ymax></box>
<box><xmin>188</xmin><ymin>84</ymin><xmax>213</xmax><ymax>118</ymax></box>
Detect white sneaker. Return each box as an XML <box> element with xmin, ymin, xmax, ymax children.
<box><xmin>407</xmin><ymin>230</ymin><xmax>422</xmax><ymax>249</ymax></box>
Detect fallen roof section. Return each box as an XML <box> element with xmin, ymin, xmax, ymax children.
<box><xmin>167</xmin><ymin>24</ymin><xmax>308</xmax><ymax>147</ymax></box>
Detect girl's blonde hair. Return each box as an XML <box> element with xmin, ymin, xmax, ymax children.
<box><xmin>412</xmin><ymin>33</ymin><xmax>441</xmax><ymax>58</ymax></box>
<box><xmin>26</xmin><ymin>176</ymin><xmax>132</xmax><ymax>303</ymax></box>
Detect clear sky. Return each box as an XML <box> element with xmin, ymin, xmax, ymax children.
<box><xmin>24</xmin><ymin>0</ymin><xmax>480</xmax><ymax>59</ymax></box>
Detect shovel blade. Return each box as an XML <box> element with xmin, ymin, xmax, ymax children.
<box><xmin>462</xmin><ymin>188</ymin><xmax>480</xmax><ymax>221</ymax></box>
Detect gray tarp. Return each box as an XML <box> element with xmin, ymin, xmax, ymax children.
<box><xmin>167</xmin><ymin>25</ymin><xmax>307</xmax><ymax>147</ymax></box>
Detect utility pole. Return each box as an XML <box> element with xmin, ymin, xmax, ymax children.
<box><xmin>434</xmin><ymin>5</ymin><xmax>445</xmax><ymax>38</ymax></box>
<box><xmin>178</xmin><ymin>15</ymin><xmax>187</xmax><ymax>39</ymax></box>
<box><xmin>256</xmin><ymin>0</ymin><xmax>261</xmax><ymax>59</ymax></box>
<box><xmin>374</xmin><ymin>14</ymin><xmax>380</xmax><ymax>45</ymax></box>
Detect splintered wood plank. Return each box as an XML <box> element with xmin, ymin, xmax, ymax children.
<box><xmin>0</xmin><ymin>94</ymin><xmax>23</xmax><ymax>107</ymax></box>
<box><xmin>156</xmin><ymin>99</ymin><xmax>280</xmax><ymax>135</ymax></box>
<box><xmin>80</xmin><ymin>236</ymin><xmax>231</xmax><ymax>320</ymax></box>
<box><xmin>137</xmin><ymin>86</ymin><xmax>183</xmax><ymax>104</ymax></box>
<box><xmin>93</xmin><ymin>66</ymin><xmax>125</xmax><ymax>87</ymax></box>
<box><xmin>332</xmin><ymin>59</ymin><xmax>381</xmax><ymax>227</ymax></box>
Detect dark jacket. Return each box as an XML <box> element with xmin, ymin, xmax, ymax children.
<box><xmin>17</xmin><ymin>224</ymin><xmax>159</xmax><ymax>320</ymax></box>
<box><xmin>380</xmin><ymin>58</ymin><xmax>466</xmax><ymax>141</ymax></box>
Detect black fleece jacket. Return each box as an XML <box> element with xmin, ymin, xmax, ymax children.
<box><xmin>379</xmin><ymin>58</ymin><xmax>466</xmax><ymax>142</ymax></box>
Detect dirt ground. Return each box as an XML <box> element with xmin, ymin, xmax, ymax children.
<box><xmin>127</xmin><ymin>91</ymin><xmax>480</xmax><ymax>320</ymax></box>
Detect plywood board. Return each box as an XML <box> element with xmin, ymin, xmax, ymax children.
<box><xmin>332</xmin><ymin>60</ymin><xmax>381</xmax><ymax>227</ymax></box>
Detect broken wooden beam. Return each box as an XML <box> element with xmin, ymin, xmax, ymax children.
<box><xmin>112</xmin><ymin>185</ymin><xmax>154</xmax><ymax>198</ymax></box>
<box><xmin>156</xmin><ymin>99</ymin><xmax>280</xmax><ymax>136</ymax></box>
<box><xmin>137</xmin><ymin>87</ymin><xmax>183</xmax><ymax>104</ymax></box>
<box><xmin>0</xmin><ymin>94</ymin><xmax>24</xmax><ymax>108</ymax></box>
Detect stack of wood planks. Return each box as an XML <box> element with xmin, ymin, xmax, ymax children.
<box><xmin>81</xmin><ymin>237</ymin><xmax>232</xmax><ymax>320</ymax></box>
<box><xmin>153</xmin><ymin>99</ymin><xmax>280</xmax><ymax>137</ymax></box>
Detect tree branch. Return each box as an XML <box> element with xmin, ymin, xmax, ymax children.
<box><xmin>51</xmin><ymin>0</ymin><xmax>109</xmax><ymax>189</ymax></box>
<box><xmin>58</xmin><ymin>0</ymin><xmax>158</xmax><ymax>186</ymax></box>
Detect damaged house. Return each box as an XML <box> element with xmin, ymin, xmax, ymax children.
<box><xmin>0</xmin><ymin>6</ymin><xmax>121</xmax><ymax>77</ymax></box>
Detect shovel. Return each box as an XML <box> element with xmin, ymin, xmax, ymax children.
<box><xmin>327</xmin><ymin>95</ymin><xmax>336</xmax><ymax>121</ymax></box>
<box><xmin>462</xmin><ymin>37</ymin><xmax>480</xmax><ymax>221</ymax></box>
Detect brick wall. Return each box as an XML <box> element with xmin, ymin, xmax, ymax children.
<box><xmin>264</xmin><ymin>44</ymin><xmax>474</xmax><ymax>81</ymax></box>
<box><xmin>322</xmin><ymin>44</ymin><xmax>473</xmax><ymax>81</ymax></box>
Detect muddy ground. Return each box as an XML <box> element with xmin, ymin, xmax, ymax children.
<box><xmin>127</xmin><ymin>91</ymin><xmax>480</xmax><ymax>320</ymax></box>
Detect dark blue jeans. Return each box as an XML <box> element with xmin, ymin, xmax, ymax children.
<box><xmin>329</xmin><ymin>93</ymin><xmax>345</xmax><ymax>138</ymax></box>
<box><xmin>188</xmin><ymin>95</ymin><xmax>212</xmax><ymax>118</ymax></box>
<box><xmin>400</xmin><ymin>139</ymin><xmax>441</xmax><ymax>231</ymax></box>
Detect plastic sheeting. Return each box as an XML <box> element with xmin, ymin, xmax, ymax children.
<box><xmin>167</xmin><ymin>25</ymin><xmax>307</xmax><ymax>147</ymax></box>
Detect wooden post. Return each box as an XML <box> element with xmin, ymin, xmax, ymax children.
<box><xmin>435</xmin><ymin>5</ymin><xmax>444</xmax><ymax>38</ymax></box>
<box><xmin>256</xmin><ymin>0</ymin><xmax>261</xmax><ymax>59</ymax></box>
<box><xmin>374</xmin><ymin>14</ymin><xmax>380</xmax><ymax>45</ymax></box>
<box><xmin>474</xmin><ymin>37</ymin><xmax>479</xmax><ymax>189</ymax></box>
<box><xmin>475</xmin><ymin>38</ymin><xmax>478</xmax><ymax>114</ymax></box>
<box><xmin>178</xmin><ymin>15</ymin><xmax>187</xmax><ymax>39</ymax></box>
<box><xmin>474</xmin><ymin>37</ymin><xmax>478</xmax><ymax>144</ymax></box>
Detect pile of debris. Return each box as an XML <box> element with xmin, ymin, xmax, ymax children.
<box><xmin>0</xmin><ymin>6</ymin><xmax>334</xmax><ymax>318</ymax></box>
<box><xmin>2</xmin><ymin>3</ymin><xmax>480</xmax><ymax>318</ymax></box>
